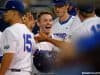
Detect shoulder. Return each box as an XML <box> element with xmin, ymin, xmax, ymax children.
<box><xmin>2</xmin><ymin>26</ymin><xmax>18</xmax><ymax>39</ymax></box>
<box><xmin>53</xmin><ymin>18</ymin><xmax>59</xmax><ymax>24</ymax></box>
<box><xmin>82</xmin><ymin>16</ymin><xmax>100</xmax><ymax>27</ymax></box>
<box><xmin>72</xmin><ymin>15</ymin><xmax>81</xmax><ymax>23</ymax></box>
<box><xmin>0</xmin><ymin>31</ymin><xmax>2</xmax><ymax>36</ymax></box>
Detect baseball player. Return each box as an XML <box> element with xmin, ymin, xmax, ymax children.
<box><xmin>0</xmin><ymin>1</ymin><xmax>37</xmax><ymax>75</ymax></box>
<box><xmin>35</xmin><ymin>11</ymin><xmax>55</xmax><ymax>53</ymax></box>
<box><xmin>33</xmin><ymin>11</ymin><xmax>57</xmax><ymax>74</ymax></box>
<box><xmin>51</xmin><ymin>0</ymin><xmax>81</xmax><ymax>41</ymax></box>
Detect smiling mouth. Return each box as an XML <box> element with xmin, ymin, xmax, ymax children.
<box><xmin>45</xmin><ymin>27</ymin><xmax>51</xmax><ymax>29</ymax></box>
<box><xmin>56</xmin><ymin>12</ymin><xmax>60</xmax><ymax>13</ymax></box>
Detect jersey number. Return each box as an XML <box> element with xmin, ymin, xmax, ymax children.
<box><xmin>23</xmin><ymin>34</ymin><xmax>32</xmax><ymax>52</ymax></box>
<box><xmin>91</xmin><ymin>24</ymin><xmax>100</xmax><ymax>33</ymax></box>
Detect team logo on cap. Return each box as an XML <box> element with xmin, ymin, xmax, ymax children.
<box><xmin>12</xmin><ymin>6</ymin><xmax>15</xmax><ymax>9</ymax></box>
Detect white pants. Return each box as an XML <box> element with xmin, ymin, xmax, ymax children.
<box><xmin>5</xmin><ymin>70</ymin><xmax>31</xmax><ymax>75</ymax></box>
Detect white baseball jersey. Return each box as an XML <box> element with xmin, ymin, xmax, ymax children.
<box><xmin>0</xmin><ymin>31</ymin><xmax>2</xmax><ymax>57</ymax></box>
<box><xmin>0</xmin><ymin>23</ymin><xmax>37</xmax><ymax>74</ymax></box>
<box><xmin>71</xmin><ymin>16</ymin><xmax>100</xmax><ymax>41</ymax></box>
<box><xmin>51</xmin><ymin>15</ymin><xmax>81</xmax><ymax>41</ymax></box>
<box><xmin>35</xmin><ymin>34</ymin><xmax>59</xmax><ymax>52</ymax></box>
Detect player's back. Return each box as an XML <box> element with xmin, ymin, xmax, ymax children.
<box><xmin>1</xmin><ymin>23</ymin><xmax>36</xmax><ymax>72</ymax></box>
<box><xmin>82</xmin><ymin>16</ymin><xmax>100</xmax><ymax>35</ymax></box>
<box><xmin>71</xmin><ymin>16</ymin><xmax>100</xmax><ymax>41</ymax></box>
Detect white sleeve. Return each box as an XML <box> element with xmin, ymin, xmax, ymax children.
<box><xmin>32</xmin><ymin>35</ymin><xmax>38</xmax><ymax>54</ymax></box>
<box><xmin>1</xmin><ymin>29</ymin><xmax>17</xmax><ymax>53</ymax></box>
<box><xmin>0</xmin><ymin>32</ymin><xmax>3</xmax><ymax>56</ymax></box>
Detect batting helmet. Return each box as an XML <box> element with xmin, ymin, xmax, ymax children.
<box><xmin>33</xmin><ymin>50</ymin><xmax>57</xmax><ymax>73</ymax></box>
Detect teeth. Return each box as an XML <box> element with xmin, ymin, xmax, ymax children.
<box><xmin>45</xmin><ymin>27</ymin><xmax>51</xmax><ymax>29</ymax></box>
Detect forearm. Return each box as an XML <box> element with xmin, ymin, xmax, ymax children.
<box><xmin>0</xmin><ymin>53</ymin><xmax>14</xmax><ymax>75</ymax></box>
<box><xmin>46</xmin><ymin>38</ymin><xmax>77</xmax><ymax>65</ymax></box>
<box><xmin>46</xmin><ymin>38</ymin><xmax>75</xmax><ymax>56</ymax></box>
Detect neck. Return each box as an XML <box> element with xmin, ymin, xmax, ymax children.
<box><xmin>81</xmin><ymin>12</ymin><xmax>95</xmax><ymax>22</ymax></box>
<box><xmin>40</xmin><ymin>30</ymin><xmax>50</xmax><ymax>37</ymax></box>
<box><xmin>27</xmin><ymin>27</ymin><xmax>33</xmax><ymax>32</ymax></box>
<box><xmin>59</xmin><ymin>13</ymin><xmax>70</xmax><ymax>22</ymax></box>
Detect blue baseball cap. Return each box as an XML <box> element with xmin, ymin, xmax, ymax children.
<box><xmin>0</xmin><ymin>0</ymin><xmax>25</xmax><ymax>14</ymax></box>
<box><xmin>52</xmin><ymin>0</ymin><xmax>69</xmax><ymax>7</ymax></box>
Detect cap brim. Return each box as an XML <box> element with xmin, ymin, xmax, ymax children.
<box><xmin>53</xmin><ymin>3</ymin><xmax>65</xmax><ymax>7</ymax></box>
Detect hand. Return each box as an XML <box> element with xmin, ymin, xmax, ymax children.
<box><xmin>34</xmin><ymin>32</ymin><xmax>49</xmax><ymax>43</ymax></box>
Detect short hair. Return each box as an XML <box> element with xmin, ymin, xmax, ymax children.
<box><xmin>37</xmin><ymin>11</ymin><xmax>53</xmax><ymax>21</ymax></box>
<box><xmin>77</xmin><ymin>0</ymin><xmax>95</xmax><ymax>13</ymax></box>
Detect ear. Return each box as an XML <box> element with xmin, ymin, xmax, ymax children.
<box><xmin>13</xmin><ymin>11</ymin><xmax>20</xmax><ymax>17</ymax></box>
<box><xmin>65</xmin><ymin>4</ymin><xmax>69</xmax><ymax>9</ymax></box>
<box><xmin>37</xmin><ymin>20</ymin><xmax>40</xmax><ymax>27</ymax></box>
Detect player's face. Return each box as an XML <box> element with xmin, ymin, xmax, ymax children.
<box><xmin>38</xmin><ymin>14</ymin><xmax>53</xmax><ymax>34</ymax></box>
<box><xmin>54</xmin><ymin>5</ymin><xmax>68</xmax><ymax>17</ymax></box>
<box><xmin>3</xmin><ymin>10</ymin><xmax>15</xmax><ymax>23</ymax></box>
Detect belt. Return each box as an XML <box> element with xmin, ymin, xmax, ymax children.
<box><xmin>10</xmin><ymin>69</ymin><xmax>21</xmax><ymax>72</ymax></box>
<box><xmin>9</xmin><ymin>69</ymin><xmax>31</xmax><ymax>73</ymax></box>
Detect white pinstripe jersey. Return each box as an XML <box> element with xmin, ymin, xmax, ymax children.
<box><xmin>51</xmin><ymin>15</ymin><xmax>81</xmax><ymax>41</ymax></box>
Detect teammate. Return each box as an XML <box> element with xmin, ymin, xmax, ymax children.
<box><xmin>0</xmin><ymin>1</ymin><xmax>37</xmax><ymax>75</ymax></box>
<box><xmin>51</xmin><ymin>0</ymin><xmax>81</xmax><ymax>41</ymax></box>
<box><xmin>35</xmin><ymin>12</ymin><xmax>55</xmax><ymax>52</ymax></box>
<box><xmin>33</xmin><ymin>11</ymin><xmax>57</xmax><ymax>74</ymax></box>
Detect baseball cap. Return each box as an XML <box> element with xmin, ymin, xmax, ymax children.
<box><xmin>52</xmin><ymin>0</ymin><xmax>69</xmax><ymax>7</ymax></box>
<box><xmin>0</xmin><ymin>0</ymin><xmax>25</xmax><ymax>14</ymax></box>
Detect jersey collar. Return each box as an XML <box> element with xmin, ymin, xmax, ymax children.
<box><xmin>59</xmin><ymin>15</ymin><xmax>72</xmax><ymax>25</ymax></box>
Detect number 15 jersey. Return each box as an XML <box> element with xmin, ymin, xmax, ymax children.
<box><xmin>0</xmin><ymin>23</ymin><xmax>37</xmax><ymax>72</ymax></box>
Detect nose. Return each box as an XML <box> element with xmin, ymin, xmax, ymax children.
<box><xmin>55</xmin><ymin>7</ymin><xmax>60</xmax><ymax>11</ymax></box>
<box><xmin>47</xmin><ymin>21</ymin><xmax>53</xmax><ymax>26</ymax></box>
